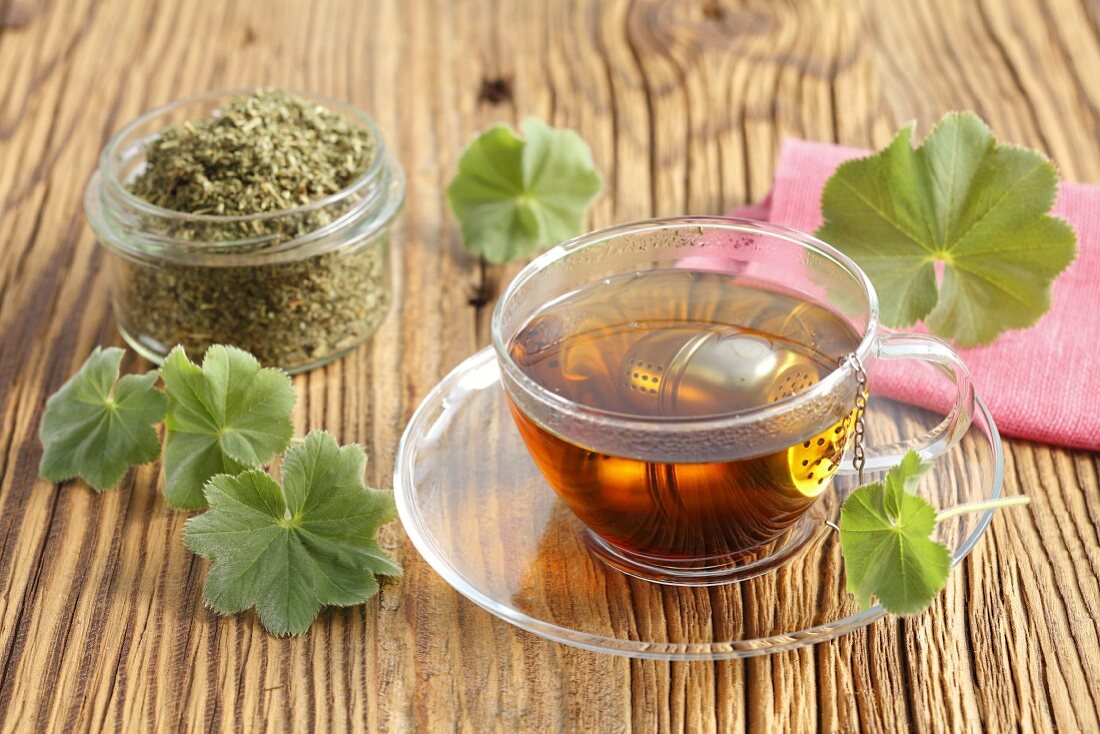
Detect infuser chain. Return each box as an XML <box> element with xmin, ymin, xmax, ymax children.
<box><xmin>840</xmin><ymin>353</ymin><xmax>868</xmax><ymax>485</ymax></box>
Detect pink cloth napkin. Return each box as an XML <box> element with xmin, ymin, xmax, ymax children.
<box><xmin>731</xmin><ymin>139</ymin><xmax>1100</xmax><ymax>450</ymax></box>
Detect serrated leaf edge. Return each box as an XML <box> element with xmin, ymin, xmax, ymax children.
<box><xmin>38</xmin><ymin>346</ymin><xmax>166</xmax><ymax>492</ymax></box>
<box><xmin>816</xmin><ymin>111</ymin><xmax>1077</xmax><ymax>344</ymax></box>
<box><xmin>183</xmin><ymin>430</ymin><xmax>400</xmax><ymax>636</ymax></box>
<box><xmin>446</xmin><ymin>117</ymin><xmax>601</xmax><ymax>265</ymax></box>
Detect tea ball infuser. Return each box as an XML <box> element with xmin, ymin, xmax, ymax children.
<box><xmin>619</xmin><ymin>325</ymin><xmax>850</xmax><ymax>496</ymax></box>
<box><xmin>620</xmin><ymin>326</ymin><xmax>820</xmax><ymax>416</ymax></box>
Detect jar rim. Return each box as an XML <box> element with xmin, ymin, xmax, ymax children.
<box><xmin>87</xmin><ymin>88</ymin><xmax>406</xmax><ymax>265</ymax></box>
<box><xmin>98</xmin><ymin>87</ymin><xmax>390</xmax><ymax>226</ymax></box>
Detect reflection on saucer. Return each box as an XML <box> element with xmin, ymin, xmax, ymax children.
<box><xmin>395</xmin><ymin>348</ymin><xmax>1003</xmax><ymax>660</ymax></box>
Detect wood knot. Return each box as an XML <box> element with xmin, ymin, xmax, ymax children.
<box><xmin>477</xmin><ymin>76</ymin><xmax>513</xmax><ymax>106</ymax></box>
<box><xmin>467</xmin><ymin>280</ymin><xmax>496</xmax><ymax>309</ymax></box>
<box><xmin>701</xmin><ymin>1</ymin><xmax>727</xmax><ymax>22</ymax></box>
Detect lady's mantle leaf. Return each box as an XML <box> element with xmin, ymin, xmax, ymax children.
<box><xmin>446</xmin><ymin>117</ymin><xmax>602</xmax><ymax>264</ymax></box>
<box><xmin>38</xmin><ymin>347</ymin><xmax>166</xmax><ymax>491</ymax></box>
<box><xmin>183</xmin><ymin>431</ymin><xmax>400</xmax><ymax>636</ymax></box>
<box><xmin>816</xmin><ymin>112</ymin><xmax>1076</xmax><ymax>346</ymax></box>
<box><xmin>160</xmin><ymin>345</ymin><xmax>294</xmax><ymax>510</ymax></box>
<box><xmin>839</xmin><ymin>451</ymin><xmax>952</xmax><ymax>614</ymax></box>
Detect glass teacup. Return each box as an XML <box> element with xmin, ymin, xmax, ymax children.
<box><xmin>492</xmin><ymin>217</ymin><xmax>973</xmax><ymax>585</ymax></box>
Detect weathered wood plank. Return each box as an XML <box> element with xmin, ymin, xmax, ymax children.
<box><xmin>0</xmin><ymin>0</ymin><xmax>1096</xmax><ymax>731</ymax></box>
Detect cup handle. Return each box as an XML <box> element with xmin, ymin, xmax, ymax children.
<box><xmin>839</xmin><ymin>332</ymin><xmax>975</xmax><ymax>474</ymax></box>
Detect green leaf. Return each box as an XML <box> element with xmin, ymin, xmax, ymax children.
<box><xmin>446</xmin><ymin>117</ymin><xmax>602</xmax><ymax>264</ymax></box>
<box><xmin>839</xmin><ymin>451</ymin><xmax>952</xmax><ymax>614</ymax></box>
<box><xmin>160</xmin><ymin>345</ymin><xmax>295</xmax><ymax>510</ymax></box>
<box><xmin>816</xmin><ymin>112</ymin><xmax>1076</xmax><ymax>346</ymax></box>
<box><xmin>184</xmin><ymin>430</ymin><xmax>400</xmax><ymax>636</ymax></box>
<box><xmin>38</xmin><ymin>347</ymin><xmax>166</xmax><ymax>491</ymax></box>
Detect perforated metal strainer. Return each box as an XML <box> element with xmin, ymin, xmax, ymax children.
<box><xmin>620</xmin><ymin>326</ymin><xmax>820</xmax><ymax>416</ymax></box>
<box><xmin>619</xmin><ymin>324</ymin><xmax>854</xmax><ymax>496</ymax></box>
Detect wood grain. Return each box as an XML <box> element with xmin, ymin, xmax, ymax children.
<box><xmin>0</xmin><ymin>0</ymin><xmax>1097</xmax><ymax>731</ymax></box>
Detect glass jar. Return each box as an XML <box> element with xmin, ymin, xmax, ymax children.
<box><xmin>84</xmin><ymin>90</ymin><xmax>405</xmax><ymax>373</ymax></box>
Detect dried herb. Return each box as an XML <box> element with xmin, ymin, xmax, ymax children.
<box><xmin>116</xmin><ymin>89</ymin><xmax>393</xmax><ymax>370</ymax></box>
<box><xmin>110</xmin><ymin>247</ymin><xmax>389</xmax><ymax>369</ymax></box>
<box><xmin>130</xmin><ymin>90</ymin><xmax>373</xmax><ymax>219</ymax></box>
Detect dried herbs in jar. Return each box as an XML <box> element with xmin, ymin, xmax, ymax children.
<box><xmin>85</xmin><ymin>89</ymin><xmax>405</xmax><ymax>372</ymax></box>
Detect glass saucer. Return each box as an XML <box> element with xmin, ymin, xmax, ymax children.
<box><xmin>394</xmin><ymin>347</ymin><xmax>1004</xmax><ymax>660</ymax></box>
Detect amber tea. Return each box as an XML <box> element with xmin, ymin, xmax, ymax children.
<box><xmin>507</xmin><ymin>269</ymin><xmax>861</xmax><ymax>561</ymax></box>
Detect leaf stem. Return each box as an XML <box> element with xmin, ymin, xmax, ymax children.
<box><xmin>935</xmin><ymin>495</ymin><xmax>1030</xmax><ymax>523</ymax></box>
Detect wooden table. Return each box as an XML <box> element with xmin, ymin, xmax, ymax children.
<box><xmin>2</xmin><ymin>0</ymin><xmax>1098</xmax><ymax>730</ymax></box>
